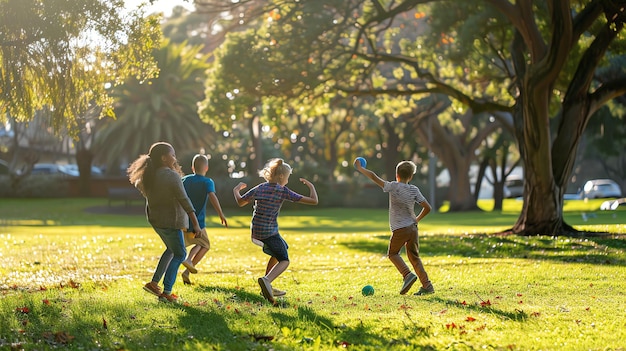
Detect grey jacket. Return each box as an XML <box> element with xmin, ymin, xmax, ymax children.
<box><xmin>145</xmin><ymin>168</ymin><xmax>195</xmax><ymax>229</ymax></box>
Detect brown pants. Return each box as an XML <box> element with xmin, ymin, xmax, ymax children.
<box><xmin>388</xmin><ymin>225</ymin><xmax>431</xmax><ymax>288</ymax></box>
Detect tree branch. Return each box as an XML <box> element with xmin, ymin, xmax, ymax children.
<box><xmin>484</xmin><ymin>0</ymin><xmax>546</xmax><ymax>60</ymax></box>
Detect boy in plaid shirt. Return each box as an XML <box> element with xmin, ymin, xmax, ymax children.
<box><xmin>233</xmin><ymin>158</ymin><xmax>318</xmax><ymax>304</ymax></box>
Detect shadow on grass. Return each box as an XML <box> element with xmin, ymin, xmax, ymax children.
<box><xmin>192</xmin><ymin>284</ymin><xmax>434</xmax><ymax>349</ymax></box>
<box><xmin>342</xmin><ymin>234</ymin><xmax>626</xmax><ymax>266</ymax></box>
<box><xmin>428</xmin><ymin>296</ymin><xmax>529</xmax><ymax>322</ymax></box>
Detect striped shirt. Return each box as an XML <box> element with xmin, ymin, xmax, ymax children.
<box><xmin>241</xmin><ymin>182</ymin><xmax>303</xmax><ymax>240</ymax></box>
<box><xmin>383</xmin><ymin>181</ymin><xmax>426</xmax><ymax>231</ymax></box>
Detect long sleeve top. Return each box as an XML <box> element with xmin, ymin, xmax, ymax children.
<box><xmin>145</xmin><ymin>168</ymin><xmax>195</xmax><ymax>229</ymax></box>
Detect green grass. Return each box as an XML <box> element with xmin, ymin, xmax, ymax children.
<box><xmin>0</xmin><ymin>198</ymin><xmax>625</xmax><ymax>350</ymax></box>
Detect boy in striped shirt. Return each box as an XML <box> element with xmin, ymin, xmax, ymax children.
<box><xmin>355</xmin><ymin>159</ymin><xmax>434</xmax><ymax>296</ymax></box>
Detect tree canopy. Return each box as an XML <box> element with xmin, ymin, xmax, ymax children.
<box><xmin>0</xmin><ymin>0</ymin><xmax>161</xmax><ymax>133</ymax></box>
<box><xmin>199</xmin><ymin>0</ymin><xmax>626</xmax><ymax>235</ymax></box>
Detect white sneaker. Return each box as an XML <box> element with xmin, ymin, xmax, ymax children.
<box><xmin>258</xmin><ymin>277</ymin><xmax>275</xmax><ymax>304</ymax></box>
<box><xmin>182</xmin><ymin>260</ymin><xmax>197</xmax><ymax>274</ymax></box>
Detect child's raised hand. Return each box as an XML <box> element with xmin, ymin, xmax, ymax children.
<box><xmin>234</xmin><ymin>182</ymin><xmax>247</xmax><ymax>191</ymax></box>
<box><xmin>299</xmin><ymin>178</ymin><xmax>312</xmax><ymax>186</ymax></box>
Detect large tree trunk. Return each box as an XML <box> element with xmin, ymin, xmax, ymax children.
<box><xmin>510</xmin><ymin>73</ymin><xmax>570</xmax><ymax>235</ymax></box>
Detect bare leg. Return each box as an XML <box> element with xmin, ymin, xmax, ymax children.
<box><xmin>191</xmin><ymin>247</ymin><xmax>209</xmax><ymax>265</ymax></box>
<box><xmin>265</xmin><ymin>260</ymin><xmax>289</xmax><ymax>283</ymax></box>
<box><xmin>265</xmin><ymin>256</ymin><xmax>279</xmax><ymax>275</ymax></box>
<box><xmin>181</xmin><ymin>245</ymin><xmax>209</xmax><ymax>285</ymax></box>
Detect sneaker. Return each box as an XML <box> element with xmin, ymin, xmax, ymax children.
<box><xmin>181</xmin><ymin>271</ymin><xmax>192</xmax><ymax>285</ymax></box>
<box><xmin>159</xmin><ymin>293</ymin><xmax>179</xmax><ymax>303</ymax></box>
<box><xmin>261</xmin><ymin>288</ymin><xmax>286</xmax><ymax>297</ymax></box>
<box><xmin>258</xmin><ymin>277</ymin><xmax>275</xmax><ymax>304</ymax></box>
<box><xmin>182</xmin><ymin>260</ymin><xmax>198</xmax><ymax>274</ymax></box>
<box><xmin>143</xmin><ymin>282</ymin><xmax>161</xmax><ymax>296</ymax></box>
<box><xmin>400</xmin><ymin>273</ymin><xmax>417</xmax><ymax>295</ymax></box>
<box><xmin>414</xmin><ymin>285</ymin><xmax>435</xmax><ymax>296</ymax></box>
<box><xmin>272</xmin><ymin>288</ymin><xmax>286</xmax><ymax>297</ymax></box>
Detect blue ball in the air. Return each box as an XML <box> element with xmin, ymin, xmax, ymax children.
<box><xmin>354</xmin><ymin>157</ymin><xmax>367</xmax><ymax>169</ymax></box>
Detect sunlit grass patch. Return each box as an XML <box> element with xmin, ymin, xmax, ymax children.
<box><xmin>0</xmin><ymin>199</ymin><xmax>625</xmax><ymax>350</ymax></box>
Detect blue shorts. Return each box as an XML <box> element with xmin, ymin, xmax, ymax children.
<box><xmin>260</xmin><ymin>234</ymin><xmax>289</xmax><ymax>262</ymax></box>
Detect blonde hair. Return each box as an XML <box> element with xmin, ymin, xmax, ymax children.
<box><xmin>259</xmin><ymin>158</ymin><xmax>292</xmax><ymax>182</ymax></box>
<box><xmin>396</xmin><ymin>160</ymin><xmax>417</xmax><ymax>180</ymax></box>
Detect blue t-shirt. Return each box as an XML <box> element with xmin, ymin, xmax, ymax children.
<box><xmin>182</xmin><ymin>174</ymin><xmax>216</xmax><ymax>230</ymax></box>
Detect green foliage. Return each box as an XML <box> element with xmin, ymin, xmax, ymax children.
<box><xmin>0</xmin><ymin>199</ymin><xmax>625</xmax><ymax>350</ymax></box>
<box><xmin>0</xmin><ymin>0</ymin><xmax>161</xmax><ymax>134</ymax></box>
<box><xmin>0</xmin><ymin>175</ymin><xmax>69</xmax><ymax>198</ymax></box>
<box><xmin>94</xmin><ymin>40</ymin><xmax>214</xmax><ymax>169</ymax></box>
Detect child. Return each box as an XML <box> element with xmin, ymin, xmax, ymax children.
<box><xmin>127</xmin><ymin>142</ymin><xmax>201</xmax><ymax>303</ymax></box>
<box><xmin>354</xmin><ymin>158</ymin><xmax>434</xmax><ymax>296</ymax></box>
<box><xmin>233</xmin><ymin>158</ymin><xmax>318</xmax><ymax>304</ymax></box>
<box><xmin>180</xmin><ymin>154</ymin><xmax>228</xmax><ymax>285</ymax></box>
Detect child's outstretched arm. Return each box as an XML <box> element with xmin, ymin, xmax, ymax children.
<box><xmin>354</xmin><ymin>158</ymin><xmax>385</xmax><ymax>188</ymax></box>
<box><xmin>208</xmin><ymin>192</ymin><xmax>228</xmax><ymax>227</ymax></box>
<box><xmin>233</xmin><ymin>182</ymin><xmax>250</xmax><ymax>207</ymax></box>
<box><xmin>297</xmin><ymin>178</ymin><xmax>318</xmax><ymax>205</ymax></box>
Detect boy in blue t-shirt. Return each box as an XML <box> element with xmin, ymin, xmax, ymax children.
<box><xmin>180</xmin><ymin>154</ymin><xmax>228</xmax><ymax>285</ymax></box>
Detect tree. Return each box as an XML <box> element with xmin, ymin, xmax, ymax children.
<box><xmin>95</xmin><ymin>40</ymin><xmax>216</xmax><ymax>171</ymax></box>
<box><xmin>1</xmin><ymin>0</ymin><xmax>161</xmax><ymax>194</ymax></box>
<box><xmin>0</xmin><ymin>0</ymin><xmax>160</xmax><ymax>130</ymax></box>
<box><xmin>214</xmin><ymin>0</ymin><xmax>626</xmax><ymax>235</ymax></box>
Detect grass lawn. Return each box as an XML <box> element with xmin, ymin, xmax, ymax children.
<box><xmin>0</xmin><ymin>198</ymin><xmax>625</xmax><ymax>350</ymax></box>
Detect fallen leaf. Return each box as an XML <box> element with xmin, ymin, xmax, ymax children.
<box><xmin>103</xmin><ymin>318</ymin><xmax>108</xmax><ymax>330</ymax></box>
<box><xmin>465</xmin><ymin>316</ymin><xmax>476</xmax><ymax>322</ymax></box>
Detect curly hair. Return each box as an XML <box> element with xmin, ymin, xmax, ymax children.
<box><xmin>128</xmin><ymin>142</ymin><xmax>180</xmax><ymax>195</ymax></box>
<box><xmin>258</xmin><ymin>158</ymin><xmax>292</xmax><ymax>182</ymax></box>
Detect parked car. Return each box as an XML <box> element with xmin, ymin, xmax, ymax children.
<box><xmin>31</xmin><ymin>163</ymin><xmax>74</xmax><ymax>177</ymax></box>
<box><xmin>504</xmin><ymin>176</ymin><xmax>524</xmax><ymax>198</ymax></box>
<box><xmin>581</xmin><ymin>179</ymin><xmax>622</xmax><ymax>199</ymax></box>
<box><xmin>60</xmin><ymin>164</ymin><xmax>104</xmax><ymax>177</ymax></box>
<box><xmin>600</xmin><ymin>198</ymin><xmax>626</xmax><ymax>211</ymax></box>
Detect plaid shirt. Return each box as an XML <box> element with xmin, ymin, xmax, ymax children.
<box><xmin>241</xmin><ymin>182</ymin><xmax>303</xmax><ymax>240</ymax></box>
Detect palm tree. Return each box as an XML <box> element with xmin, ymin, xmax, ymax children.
<box><xmin>95</xmin><ymin>40</ymin><xmax>215</xmax><ymax>172</ymax></box>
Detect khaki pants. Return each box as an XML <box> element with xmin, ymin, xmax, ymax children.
<box><xmin>388</xmin><ymin>225</ymin><xmax>431</xmax><ymax>288</ymax></box>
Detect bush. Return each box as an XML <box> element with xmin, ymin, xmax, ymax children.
<box><xmin>0</xmin><ymin>174</ymin><xmax>69</xmax><ymax>198</ymax></box>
